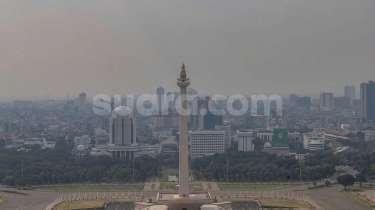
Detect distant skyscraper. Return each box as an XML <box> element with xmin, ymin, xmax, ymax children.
<box><xmin>344</xmin><ymin>85</ymin><xmax>355</xmax><ymax>104</ymax></box>
<box><xmin>156</xmin><ymin>86</ymin><xmax>165</xmax><ymax>115</ymax></box>
<box><xmin>78</xmin><ymin>92</ymin><xmax>87</xmax><ymax>108</ymax></box>
<box><xmin>319</xmin><ymin>92</ymin><xmax>334</xmax><ymax>111</ymax></box>
<box><xmin>334</xmin><ymin>96</ymin><xmax>351</xmax><ymax>109</ymax></box>
<box><xmin>360</xmin><ymin>81</ymin><xmax>375</xmax><ymax>121</ymax></box>
<box><xmin>204</xmin><ymin>110</ymin><xmax>223</xmax><ymax>130</ymax></box>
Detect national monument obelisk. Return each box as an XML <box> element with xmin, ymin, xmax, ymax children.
<box><xmin>177</xmin><ymin>63</ymin><xmax>190</xmax><ymax>197</ymax></box>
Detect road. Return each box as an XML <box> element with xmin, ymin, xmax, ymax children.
<box><xmin>0</xmin><ymin>184</ymin><xmax>372</xmax><ymax>210</ymax></box>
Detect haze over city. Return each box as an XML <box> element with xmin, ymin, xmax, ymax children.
<box><xmin>1</xmin><ymin>0</ymin><xmax>375</xmax><ymax>101</ymax></box>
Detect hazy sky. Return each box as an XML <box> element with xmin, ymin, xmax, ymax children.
<box><xmin>1</xmin><ymin>0</ymin><xmax>375</xmax><ymax>101</ymax></box>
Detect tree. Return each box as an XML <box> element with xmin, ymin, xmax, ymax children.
<box><xmin>356</xmin><ymin>132</ymin><xmax>365</xmax><ymax>140</ymax></box>
<box><xmin>337</xmin><ymin>174</ymin><xmax>355</xmax><ymax>190</ymax></box>
<box><xmin>252</xmin><ymin>137</ymin><xmax>264</xmax><ymax>151</ymax></box>
<box><xmin>356</xmin><ymin>173</ymin><xmax>367</xmax><ymax>188</ymax></box>
<box><xmin>3</xmin><ymin>176</ymin><xmax>16</xmax><ymax>186</ymax></box>
<box><xmin>0</xmin><ymin>139</ymin><xmax>5</xmax><ymax>149</ymax></box>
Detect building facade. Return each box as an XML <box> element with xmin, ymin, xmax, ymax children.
<box><xmin>303</xmin><ymin>132</ymin><xmax>325</xmax><ymax>151</ymax></box>
<box><xmin>189</xmin><ymin>131</ymin><xmax>225</xmax><ymax>158</ymax></box>
<box><xmin>360</xmin><ymin>80</ymin><xmax>375</xmax><ymax>121</ymax></box>
<box><xmin>345</xmin><ymin>85</ymin><xmax>355</xmax><ymax>105</ymax></box>
<box><xmin>320</xmin><ymin>92</ymin><xmax>334</xmax><ymax>111</ymax></box>
<box><xmin>237</xmin><ymin>129</ymin><xmax>254</xmax><ymax>152</ymax></box>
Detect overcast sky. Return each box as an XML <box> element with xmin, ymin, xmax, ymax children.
<box><xmin>1</xmin><ymin>0</ymin><xmax>375</xmax><ymax>101</ymax></box>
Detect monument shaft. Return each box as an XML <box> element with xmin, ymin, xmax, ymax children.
<box><xmin>177</xmin><ymin>64</ymin><xmax>190</xmax><ymax>197</ymax></box>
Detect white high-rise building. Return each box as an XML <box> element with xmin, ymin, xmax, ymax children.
<box><xmin>237</xmin><ymin>129</ymin><xmax>254</xmax><ymax>152</ymax></box>
<box><xmin>320</xmin><ymin>92</ymin><xmax>334</xmax><ymax>111</ymax></box>
<box><xmin>109</xmin><ymin>106</ymin><xmax>137</xmax><ymax>145</ymax></box>
<box><xmin>190</xmin><ymin>130</ymin><xmax>225</xmax><ymax>158</ymax></box>
<box><xmin>303</xmin><ymin>131</ymin><xmax>325</xmax><ymax>151</ymax></box>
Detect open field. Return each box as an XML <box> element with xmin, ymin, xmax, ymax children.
<box><xmin>55</xmin><ymin>198</ymin><xmax>140</xmax><ymax>210</ymax></box>
<box><xmin>35</xmin><ymin>184</ymin><xmax>144</xmax><ymax>192</ymax></box>
<box><xmin>219</xmin><ymin>183</ymin><xmax>299</xmax><ymax>190</ymax></box>
<box><xmin>224</xmin><ymin>197</ymin><xmax>309</xmax><ymax>208</ymax></box>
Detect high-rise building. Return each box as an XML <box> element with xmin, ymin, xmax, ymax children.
<box><xmin>319</xmin><ymin>92</ymin><xmax>334</xmax><ymax>111</ymax></box>
<box><xmin>360</xmin><ymin>80</ymin><xmax>375</xmax><ymax>121</ymax></box>
<box><xmin>203</xmin><ymin>110</ymin><xmax>223</xmax><ymax>130</ymax></box>
<box><xmin>289</xmin><ymin>94</ymin><xmax>311</xmax><ymax>108</ymax></box>
<box><xmin>297</xmin><ymin>97</ymin><xmax>311</xmax><ymax>108</ymax></box>
<box><xmin>156</xmin><ymin>86</ymin><xmax>165</xmax><ymax>115</ymax></box>
<box><xmin>189</xmin><ymin>130</ymin><xmax>225</xmax><ymax>158</ymax></box>
<box><xmin>78</xmin><ymin>92</ymin><xmax>87</xmax><ymax>108</ymax></box>
<box><xmin>289</xmin><ymin>94</ymin><xmax>298</xmax><ymax>107</ymax></box>
<box><xmin>109</xmin><ymin>106</ymin><xmax>137</xmax><ymax>146</ymax></box>
<box><xmin>344</xmin><ymin>85</ymin><xmax>355</xmax><ymax>104</ymax></box>
<box><xmin>237</xmin><ymin>129</ymin><xmax>254</xmax><ymax>152</ymax></box>
<box><xmin>334</xmin><ymin>96</ymin><xmax>351</xmax><ymax>109</ymax></box>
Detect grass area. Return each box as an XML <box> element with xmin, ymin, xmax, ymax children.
<box><xmin>35</xmin><ymin>184</ymin><xmax>144</xmax><ymax>192</ymax></box>
<box><xmin>0</xmin><ymin>197</ymin><xmax>9</xmax><ymax>206</ymax></box>
<box><xmin>219</xmin><ymin>183</ymin><xmax>298</xmax><ymax>190</ymax></box>
<box><xmin>55</xmin><ymin>198</ymin><xmax>140</xmax><ymax>210</ymax></box>
<box><xmin>0</xmin><ymin>189</ymin><xmax>28</xmax><ymax>195</ymax></box>
<box><xmin>160</xmin><ymin>182</ymin><xmax>178</xmax><ymax>190</ymax></box>
<box><xmin>207</xmin><ymin>183</ymin><xmax>212</xmax><ymax>189</ymax></box>
<box><xmin>189</xmin><ymin>182</ymin><xmax>202</xmax><ymax>189</ymax></box>
<box><xmin>224</xmin><ymin>197</ymin><xmax>309</xmax><ymax>208</ymax></box>
<box><xmin>151</xmin><ymin>183</ymin><xmax>155</xmax><ymax>190</ymax></box>
<box><xmin>344</xmin><ymin>191</ymin><xmax>375</xmax><ymax>209</ymax></box>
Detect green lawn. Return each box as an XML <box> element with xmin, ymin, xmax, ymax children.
<box><xmin>151</xmin><ymin>183</ymin><xmax>155</xmax><ymax>190</ymax></box>
<box><xmin>224</xmin><ymin>197</ymin><xmax>309</xmax><ymax>208</ymax></box>
<box><xmin>35</xmin><ymin>184</ymin><xmax>144</xmax><ymax>192</ymax></box>
<box><xmin>160</xmin><ymin>182</ymin><xmax>178</xmax><ymax>190</ymax></box>
<box><xmin>55</xmin><ymin>198</ymin><xmax>140</xmax><ymax>210</ymax></box>
<box><xmin>344</xmin><ymin>191</ymin><xmax>375</xmax><ymax>209</ymax></box>
<box><xmin>207</xmin><ymin>183</ymin><xmax>212</xmax><ymax>189</ymax></box>
<box><xmin>219</xmin><ymin>183</ymin><xmax>298</xmax><ymax>190</ymax></box>
<box><xmin>189</xmin><ymin>182</ymin><xmax>202</xmax><ymax>190</ymax></box>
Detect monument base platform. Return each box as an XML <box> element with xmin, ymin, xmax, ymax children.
<box><xmin>156</xmin><ymin>192</ymin><xmax>213</xmax><ymax>210</ymax></box>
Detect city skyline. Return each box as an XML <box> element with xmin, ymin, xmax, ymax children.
<box><xmin>1</xmin><ymin>1</ymin><xmax>375</xmax><ymax>101</ymax></box>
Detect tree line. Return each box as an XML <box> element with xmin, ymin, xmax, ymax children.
<box><xmin>0</xmin><ymin>140</ymin><xmax>160</xmax><ymax>187</ymax></box>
